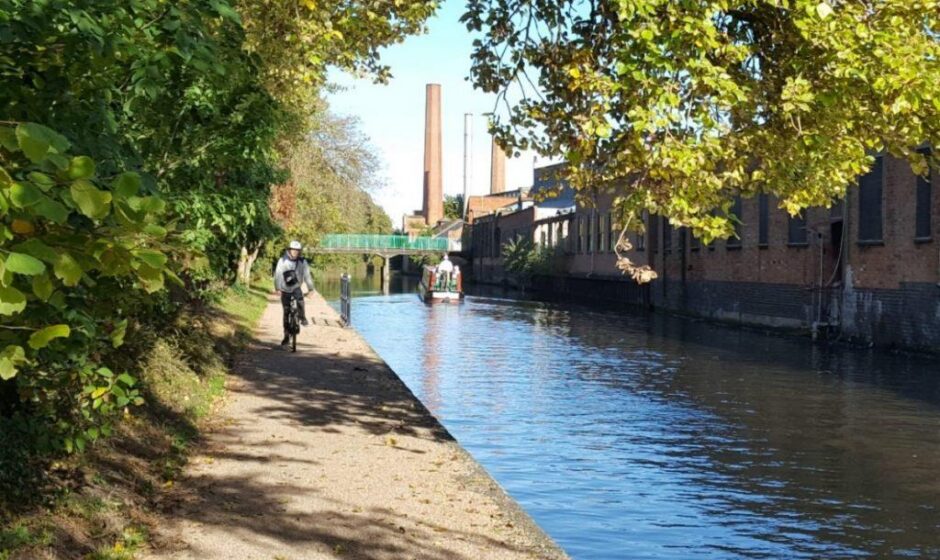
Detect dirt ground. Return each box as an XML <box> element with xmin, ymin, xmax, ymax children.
<box><xmin>142</xmin><ymin>292</ymin><xmax>568</xmax><ymax>560</ymax></box>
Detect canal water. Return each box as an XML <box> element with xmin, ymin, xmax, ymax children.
<box><xmin>320</xmin><ymin>273</ymin><xmax>940</xmax><ymax>559</ymax></box>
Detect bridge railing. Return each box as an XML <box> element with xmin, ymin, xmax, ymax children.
<box><xmin>318</xmin><ymin>234</ymin><xmax>453</xmax><ymax>252</ymax></box>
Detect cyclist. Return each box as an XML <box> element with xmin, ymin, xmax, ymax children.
<box><xmin>274</xmin><ymin>240</ymin><xmax>315</xmax><ymax>346</ymax></box>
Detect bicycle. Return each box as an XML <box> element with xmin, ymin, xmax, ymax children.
<box><xmin>286</xmin><ymin>297</ymin><xmax>300</xmax><ymax>353</ymax></box>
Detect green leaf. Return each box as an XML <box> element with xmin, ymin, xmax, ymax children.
<box><xmin>16</xmin><ymin>123</ymin><xmax>53</xmax><ymax>163</ymax></box>
<box><xmin>0</xmin><ymin>286</ymin><xmax>26</xmax><ymax>315</ymax></box>
<box><xmin>116</xmin><ymin>372</ymin><xmax>136</xmax><ymax>387</ymax></box>
<box><xmin>816</xmin><ymin>2</ymin><xmax>833</xmax><ymax>19</ymax></box>
<box><xmin>32</xmin><ymin>272</ymin><xmax>53</xmax><ymax>301</ymax></box>
<box><xmin>143</xmin><ymin>224</ymin><xmax>167</xmax><ymax>238</ymax></box>
<box><xmin>47</xmin><ymin>154</ymin><xmax>69</xmax><ymax>171</ymax></box>
<box><xmin>70</xmin><ymin>180</ymin><xmax>112</xmax><ymax>219</ymax></box>
<box><xmin>110</xmin><ymin>319</ymin><xmax>128</xmax><ymax>348</ymax></box>
<box><xmin>28</xmin><ymin>324</ymin><xmax>70</xmax><ymax>349</ymax></box>
<box><xmin>0</xmin><ymin>167</ymin><xmax>12</xmax><ymax>189</ymax></box>
<box><xmin>0</xmin><ymin>357</ymin><xmax>16</xmax><ymax>381</ymax></box>
<box><xmin>0</xmin><ymin>345</ymin><xmax>24</xmax><ymax>381</ymax></box>
<box><xmin>28</xmin><ymin>172</ymin><xmax>56</xmax><ymax>191</ymax></box>
<box><xmin>210</xmin><ymin>0</ymin><xmax>242</xmax><ymax>22</ymax></box>
<box><xmin>14</xmin><ymin>239</ymin><xmax>58</xmax><ymax>264</ymax></box>
<box><xmin>0</xmin><ymin>128</ymin><xmax>17</xmax><ymax>152</ymax></box>
<box><xmin>112</xmin><ymin>172</ymin><xmax>141</xmax><ymax>199</ymax></box>
<box><xmin>5</xmin><ymin>252</ymin><xmax>45</xmax><ymax>275</ymax></box>
<box><xmin>10</xmin><ymin>182</ymin><xmax>41</xmax><ymax>208</ymax></box>
<box><xmin>133</xmin><ymin>249</ymin><xmax>167</xmax><ymax>269</ymax></box>
<box><xmin>128</xmin><ymin>196</ymin><xmax>166</xmax><ymax>214</ymax></box>
<box><xmin>54</xmin><ymin>253</ymin><xmax>82</xmax><ymax>286</ymax></box>
<box><xmin>165</xmin><ymin>268</ymin><xmax>184</xmax><ymax>287</ymax></box>
<box><xmin>67</xmin><ymin>156</ymin><xmax>95</xmax><ymax>180</ymax></box>
<box><xmin>34</xmin><ymin>196</ymin><xmax>70</xmax><ymax>224</ymax></box>
<box><xmin>136</xmin><ymin>263</ymin><xmax>164</xmax><ymax>293</ymax></box>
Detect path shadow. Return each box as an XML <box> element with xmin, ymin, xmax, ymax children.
<box><xmin>152</xmin><ymin>309</ymin><xmax>556</xmax><ymax>559</ymax></box>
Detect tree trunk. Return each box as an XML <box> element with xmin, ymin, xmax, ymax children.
<box><xmin>236</xmin><ymin>245</ymin><xmax>261</xmax><ymax>287</ymax></box>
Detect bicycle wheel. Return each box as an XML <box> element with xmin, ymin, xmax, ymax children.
<box><xmin>291</xmin><ymin>327</ymin><xmax>297</xmax><ymax>352</ymax></box>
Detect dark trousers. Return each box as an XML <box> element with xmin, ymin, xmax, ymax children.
<box><xmin>281</xmin><ymin>290</ymin><xmax>306</xmax><ymax>334</ymax></box>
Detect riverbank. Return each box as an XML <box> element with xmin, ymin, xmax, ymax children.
<box><xmin>0</xmin><ymin>286</ymin><xmax>270</xmax><ymax>559</ymax></box>
<box><xmin>143</xmin><ymin>292</ymin><xmax>567</xmax><ymax>559</ymax></box>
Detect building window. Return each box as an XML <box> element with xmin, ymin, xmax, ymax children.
<box><xmin>585</xmin><ymin>214</ymin><xmax>592</xmax><ymax>253</ymax></box>
<box><xmin>858</xmin><ymin>156</ymin><xmax>884</xmax><ymax>244</ymax></box>
<box><xmin>916</xmin><ymin>147</ymin><xmax>932</xmax><ymax>241</ymax></box>
<box><xmin>634</xmin><ymin>211</ymin><xmax>646</xmax><ymax>251</ymax></box>
<box><xmin>690</xmin><ymin>232</ymin><xmax>701</xmax><ymax>251</ymax></box>
<box><xmin>569</xmin><ymin>217</ymin><xmax>576</xmax><ymax>254</ymax></box>
<box><xmin>758</xmin><ymin>193</ymin><xmax>769</xmax><ymax>247</ymax></box>
<box><xmin>493</xmin><ymin>226</ymin><xmax>501</xmax><ymax>257</ymax></box>
<box><xmin>597</xmin><ymin>212</ymin><xmax>605</xmax><ymax>253</ymax></box>
<box><xmin>788</xmin><ymin>213</ymin><xmax>807</xmax><ymax>246</ymax></box>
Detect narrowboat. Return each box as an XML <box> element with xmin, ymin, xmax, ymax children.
<box><xmin>418</xmin><ymin>264</ymin><xmax>463</xmax><ymax>303</ymax></box>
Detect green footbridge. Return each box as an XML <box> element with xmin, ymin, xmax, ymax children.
<box><xmin>311</xmin><ymin>234</ymin><xmax>460</xmax><ymax>293</ymax></box>
<box><xmin>312</xmin><ymin>234</ymin><xmax>456</xmax><ymax>255</ymax></box>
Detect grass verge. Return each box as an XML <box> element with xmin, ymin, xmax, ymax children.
<box><xmin>0</xmin><ymin>285</ymin><xmax>269</xmax><ymax>560</ymax></box>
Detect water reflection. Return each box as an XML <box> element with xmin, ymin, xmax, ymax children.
<box><xmin>329</xmin><ymin>278</ymin><xmax>940</xmax><ymax>559</ymax></box>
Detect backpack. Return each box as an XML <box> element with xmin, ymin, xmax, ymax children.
<box><xmin>281</xmin><ymin>257</ymin><xmax>305</xmax><ymax>288</ymax></box>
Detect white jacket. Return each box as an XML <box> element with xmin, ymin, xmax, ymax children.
<box><xmin>274</xmin><ymin>253</ymin><xmax>315</xmax><ymax>293</ymax></box>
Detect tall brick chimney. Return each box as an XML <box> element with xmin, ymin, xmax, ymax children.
<box><xmin>490</xmin><ymin>136</ymin><xmax>506</xmax><ymax>194</ymax></box>
<box><xmin>422</xmin><ymin>84</ymin><xmax>443</xmax><ymax>226</ymax></box>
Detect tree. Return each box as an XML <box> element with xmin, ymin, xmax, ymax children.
<box><xmin>272</xmin><ymin>108</ymin><xmax>393</xmax><ymax>263</ymax></box>
<box><xmin>443</xmin><ymin>194</ymin><xmax>465</xmax><ymax>220</ymax></box>
<box><xmin>237</xmin><ymin>0</ymin><xmax>439</xmax><ymax>140</ymax></box>
<box><xmin>464</xmin><ymin>0</ymin><xmax>940</xmax><ymax>247</ymax></box>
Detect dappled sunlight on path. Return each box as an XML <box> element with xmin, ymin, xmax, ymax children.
<box><xmin>143</xmin><ymin>293</ymin><xmax>565</xmax><ymax>560</ymax></box>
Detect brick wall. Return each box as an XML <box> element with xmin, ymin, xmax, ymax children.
<box><xmin>466</xmin><ymin>154</ymin><xmax>939</xmax><ymax>352</ymax></box>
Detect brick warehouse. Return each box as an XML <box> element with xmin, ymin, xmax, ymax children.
<box><xmin>467</xmin><ymin>152</ymin><xmax>939</xmax><ymax>352</ymax></box>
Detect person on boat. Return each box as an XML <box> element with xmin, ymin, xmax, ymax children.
<box><xmin>436</xmin><ymin>254</ymin><xmax>454</xmax><ymax>291</ymax></box>
<box><xmin>274</xmin><ymin>240</ymin><xmax>315</xmax><ymax>346</ymax></box>
<box><xmin>451</xmin><ymin>265</ymin><xmax>460</xmax><ymax>292</ymax></box>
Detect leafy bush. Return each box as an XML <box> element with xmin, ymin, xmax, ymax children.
<box><xmin>0</xmin><ymin>123</ymin><xmax>174</xmax><ymax>493</ymax></box>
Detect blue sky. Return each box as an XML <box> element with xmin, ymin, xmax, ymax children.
<box><xmin>326</xmin><ymin>0</ymin><xmax>545</xmax><ymax>226</ymax></box>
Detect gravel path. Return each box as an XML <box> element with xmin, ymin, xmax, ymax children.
<box><xmin>144</xmin><ymin>292</ymin><xmax>568</xmax><ymax>560</ymax></box>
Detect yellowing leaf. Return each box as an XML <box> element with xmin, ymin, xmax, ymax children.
<box><xmin>0</xmin><ymin>345</ymin><xmax>25</xmax><ymax>380</ymax></box>
<box><xmin>5</xmin><ymin>252</ymin><xmax>45</xmax><ymax>275</ymax></box>
<box><xmin>0</xmin><ymin>286</ymin><xmax>26</xmax><ymax>315</ymax></box>
<box><xmin>816</xmin><ymin>2</ymin><xmax>833</xmax><ymax>19</ymax></box>
<box><xmin>10</xmin><ymin>219</ymin><xmax>35</xmax><ymax>235</ymax></box>
<box><xmin>0</xmin><ymin>357</ymin><xmax>16</xmax><ymax>380</ymax></box>
<box><xmin>54</xmin><ymin>253</ymin><xmax>82</xmax><ymax>286</ymax></box>
<box><xmin>28</xmin><ymin>324</ymin><xmax>70</xmax><ymax>349</ymax></box>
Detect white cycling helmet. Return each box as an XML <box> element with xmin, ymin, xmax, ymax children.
<box><xmin>288</xmin><ymin>240</ymin><xmax>302</xmax><ymax>250</ymax></box>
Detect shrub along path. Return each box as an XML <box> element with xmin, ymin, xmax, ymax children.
<box><xmin>144</xmin><ymin>292</ymin><xmax>567</xmax><ymax>560</ymax></box>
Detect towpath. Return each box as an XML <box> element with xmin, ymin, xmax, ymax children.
<box><xmin>144</xmin><ymin>292</ymin><xmax>567</xmax><ymax>560</ymax></box>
